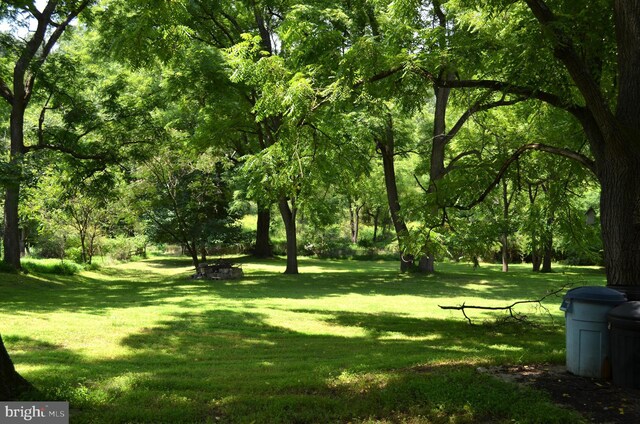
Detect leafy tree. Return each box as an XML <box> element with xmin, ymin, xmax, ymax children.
<box><xmin>133</xmin><ymin>146</ymin><xmax>240</xmax><ymax>269</ymax></box>
<box><xmin>433</xmin><ymin>0</ymin><xmax>640</xmax><ymax>294</ymax></box>
<box><xmin>0</xmin><ymin>0</ymin><xmax>95</xmax><ymax>270</ymax></box>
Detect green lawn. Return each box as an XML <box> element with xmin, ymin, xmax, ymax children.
<box><xmin>1</xmin><ymin>257</ymin><xmax>605</xmax><ymax>423</ymax></box>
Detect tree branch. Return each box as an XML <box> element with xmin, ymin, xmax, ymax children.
<box><xmin>0</xmin><ymin>77</ymin><xmax>13</xmax><ymax>103</ymax></box>
<box><xmin>439</xmin><ymin>284</ymin><xmax>571</xmax><ymax>325</ymax></box>
<box><xmin>435</xmin><ymin>77</ymin><xmax>582</xmax><ymax>115</ymax></box>
<box><xmin>523</xmin><ymin>0</ymin><xmax>615</xmax><ymax>136</ymax></box>
<box><xmin>446</xmin><ymin>96</ymin><xmax>524</xmax><ymax>142</ymax></box>
<box><xmin>443</xmin><ymin>149</ymin><xmax>482</xmax><ymax>174</ymax></box>
<box><xmin>24</xmin><ymin>143</ymin><xmax>112</xmax><ymax>161</ymax></box>
<box><xmin>455</xmin><ymin>143</ymin><xmax>596</xmax><ymax>210</ymax></box>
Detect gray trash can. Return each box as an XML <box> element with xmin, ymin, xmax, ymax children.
<box><xmin>560</xmin><ymin>286</ymin><xmax>627</xmax><ymax>378</ymax></box>
<box><xmin>607</xmin><ymin>301</ymin><xmax>640</xmax><ymax>388</ymax></box>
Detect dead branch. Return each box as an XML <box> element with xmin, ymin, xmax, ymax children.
<box><xmin>439</xmin><ymin>284</ymin><xmax>571</xmax><ymax>325</ymax></box>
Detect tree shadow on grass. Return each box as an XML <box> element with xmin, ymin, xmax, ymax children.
<box><xmin>10</xmin><ymin>308</ymin><xmax>578</xmax><ymax>423</ymax></box>
<box><xmin>1</xmin><ymin>258</ymin><xmax>602</xmax><ymax>318</ymax></box>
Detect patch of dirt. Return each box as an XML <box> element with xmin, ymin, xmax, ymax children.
<box><xmin>478</xmin><ymin>364</ymin><xmax>640</xmax><ymax>423</ymax></box>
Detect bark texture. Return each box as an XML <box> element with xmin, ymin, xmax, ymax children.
<box><xmin>254</xmin><ymin>205</ymin><xmax>273</xmax><ymax>258</ymax></box>
<box><xmin>377</xmin><ymin>117</ymin><xmax>414</xmax><ymax>272</ymax></box>
<box><xmin>278</xmin><ymin>198</ymin><xmax>299</xmax><ymax>274</ymax></box>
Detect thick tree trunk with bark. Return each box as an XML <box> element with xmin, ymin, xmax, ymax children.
<box><xmin>599</xmin><ymin>152</ymin><xmax>640</xmax><ymax>299</ymax></box>
<box><xmin>377</xmin><ymin>117</ymin><xmax>414</xmax><ymax>272</ymax></box>
<box><xmin>278</xmin><ymin>198</ymin><xmax>298</xmax><ymax>274</ymax></box>
<box><xmin>254</xmin><ymin>203</ymin><xmax>273</xmax><ymax>258</ymax></box>
<box><xmin>418</xmin><ymin>255</ymin><xmax>435</xmax><ymax>273</ymax></box>
<box><xmin>532</xmin><ymin>251</ymin><xmax>542</xmax><ymax>272</ymax></box>
<box><xmin>3</xmin><ymin>105</ymin><xmax>25</xmax><ymax>270</ymax></box>
<box><xmin>0</xmin><ymin>333</ymin><xmax>32</xmax><ymax>400</ymax></box>
<box><xmin>3</xmin><ymin>186</ymin><xmax>21</xmax><ymax>270</ymax></box>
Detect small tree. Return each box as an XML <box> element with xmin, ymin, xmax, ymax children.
<box><xmin>134</xmin><ymin>147</ymin><xmax>240</xmax><ymax>268</ymax></box>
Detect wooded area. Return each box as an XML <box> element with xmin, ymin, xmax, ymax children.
<box><xmin>2</xmin><ymin>0</ymin><xmax>639</xmax><ymax>404</ymax></box>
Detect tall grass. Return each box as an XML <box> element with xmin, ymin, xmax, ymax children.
<box><xmin>21</xmin><ymin>258</ymin><xmax>84</xmax><ymax>275</ymax></box>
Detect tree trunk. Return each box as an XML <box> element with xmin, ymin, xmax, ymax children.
<box><xmin>80</xmin><ymin>232</ymin><xmax>87</xmax><ymax>263</ymax></box>
<box><xmin>599</xmin><ymin>152</ymin><xmax>640</xmax><ymax>299</ymax></box>
<box><xmin>186</xmin><ymin>242</ymin><xmax>199</xmax><ymax>269</ymax></box>
<box><xmin>200</xmin><ymin>246</ymin><xmax>207</xmax><ymax>263</ymax></box>
<box><xmin>278</xmin><ymin>197</ymin><xmax>298</xmax><ymax>274</ymax></box>
<box><xmin>19</xmin><ymin>228</ymin><xmax>26</xmax><ymax>258</ymax></box>
<box><xmin>372</xmin><ymin>210</ymin><xmax>379</xmax><ymax>242</ymax></box>
<box><xmin>541</xmin><ymin>235</ymin><xmax>553</xmax><ymax>273</ymax></box>
<box><xmin>501</xmin><ymin>180</ymin><xmax>511</xmax><ymax>273</ymax></box>
<box><xmin>378</xmin><ymin>116</ymin><xmax>414</xmax><ymax>272</ymax></box>
<box><xmin>3</xmin><ymin>100</ymin><xmax>26</xmax><ymax>270</ymax></box>
<box><xmin>348</xmin><ymin>200</ymin><xmax>361</xmax><ymax>244</ymax></box>
<box><xmin>0</xmin><ymin>333</ymin><xmax>32</xmax><ymax>400</ymax></box>
<box><xmin>532</xmin><ymin>250</ymin><xmax>542</xmax><ymax>272</ymax></box>
<box><xmin>501</xmin><ymin>234</ymin><xmax>509</xmax><ymax>273</ymax></box>
<box><xmin>418</xmin><ymin>255</ymin><xmax>435</xmax><ymax>273</ymax></box>
<box><xmin>254</xmin><ymin>203</ymin><xmax>273</xmax><ymax>258</ymax></box>
<box><xmin>3</xmin><ymin>186</ymin><xmax>21</xmax><ymax>270</ymax></box>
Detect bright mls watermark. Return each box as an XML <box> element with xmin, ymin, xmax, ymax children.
<box><xmin>1</xmin><ymin>402</ymin><xmax>68</xmax><ymax>424</ymax></box>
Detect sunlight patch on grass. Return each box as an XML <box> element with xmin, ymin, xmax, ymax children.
<box><xmin>262</xmin><ymin>309</ymin><xmax>370</xmax><ymax>338</ymax></box>
<box><xmin>485</xmin><ymin>344</ymin><xmax>524</xmax><ymax>352</ymax></box>
<box><xmin>327</xmin><ymin>370</ymin><xmax>398</xmax><ymax>394</ymax></box>
<box><xmin>378</xmin><ymin>332</ymin><xmax>442</xmax><ymax>341</ymax></box>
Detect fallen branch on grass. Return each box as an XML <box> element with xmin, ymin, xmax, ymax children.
<box><xmin>439</xmin><ymin>284</ymin><xmax>571</xmax><ymax>325</ymax></box>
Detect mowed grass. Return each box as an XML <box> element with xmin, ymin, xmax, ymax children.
<box><xmin>0</xmin><ymin>257</ymin><xmax>605</xmax><ymax>423</ymax></box>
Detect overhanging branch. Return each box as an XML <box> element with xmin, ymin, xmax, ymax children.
<box><xmin>455</xmin><ymin>143</ymin><xmax>596</xmax><ymax>211</ymax></box>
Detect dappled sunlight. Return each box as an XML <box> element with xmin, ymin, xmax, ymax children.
<box><xmin>2</xmin><ymin>258</ymin><xmax>592</xmax><ymax>422</ymax></box>
<box><xmin>378</xmin><ymin>332</ymin><xmax>442</xmax><ymax>341</ymax></box>
<box><xmin>262</xmin><ymin>309</ymin><xmax>370</xmax><ymax>338</ymax></box>
<box><xmin>327</xmin><ymin>370</ymin><xmax>399</xmax><ymax>394</ymax></box>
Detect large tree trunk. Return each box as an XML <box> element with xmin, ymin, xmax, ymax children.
<box><xmin>599</xmin><ymin>152</ymin><xmax>640</xmax><ymax>299</ymax></box>
<box><xmin>3</xmin><ymin>104</ymin><xmax>24</xmax><ymax>270</ymax></box>
<box><xmin>0</xmin><ymin>333</ymin><xmax>32</xmax><ymax>400</ymax></box>
<box><xmin>3</xmin><ymin>186</ymin><xmax>21</xmax><ymax>270</ymax></box>
<box><xmin>521</xmin><ymin>0</ymin><xmax>640</xmax><ymax>298</ymax></box>
<box><xmin>532</xmin><ymin>250</ymin><xmax>542</xmax><ymax>272</ymax></box>
<box><xmin>278</xmin><ymin>198</ymin><xmax>298</xmax><ymax>274</ymax></box>
<box><xmin>418</xmin><ymin>255</ymin><xmax>435</xmax><ymax>273</ymax></box>
<box><xmin>599</xmin><ymin>0</ymin><xmax>640</xmax><ymax>299</ymax></box>
<box><xmin>377</xmin><ymin>117</ymin><xmax>414</xmax><ymax>272</ymax></box>
<box><xmin>254</xmin><ymin>203</ymin><xmax>273</xmax><ymax>258</ymax></box>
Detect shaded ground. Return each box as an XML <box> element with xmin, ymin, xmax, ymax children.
<box><xmin>480</xmin><ymin>364</ymin><xmax>640</xmax><ymax>423</ymax></box>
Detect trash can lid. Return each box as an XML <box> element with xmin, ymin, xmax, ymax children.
<box><xmin>608</xmin><ymin>301</ymin><xmax>640</xmax><ymax>321</ymax></box>
<box><xmin>563</xmin><ymin>286</ymin><xmax>627</xmax><ymax>303</ymax></box>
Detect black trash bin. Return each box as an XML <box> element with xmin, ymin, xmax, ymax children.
<box><xmin>607</xmin><ymin>301</ymin><xmax>640</xmax><ymax>388</ymax></box>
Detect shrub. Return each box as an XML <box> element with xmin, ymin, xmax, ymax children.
<box><xmin>22</xmin><ymin>259</ymin><xmax>82</xmax><ymax>276</ymax></box>
<box><xmin>102</xmin><ymin>235</ymin><xmax>148</xmax><ymax>261</ymax></box>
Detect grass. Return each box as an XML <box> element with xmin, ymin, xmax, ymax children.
<box><xmin>0</xmin><ymin>257</ymin><xmax>606</xmax><ymax>423</ymax></box>
<box><xmin>21</xmin><ymin>258</ymin><xmax>85</xmax><ymax>275</ymax></box>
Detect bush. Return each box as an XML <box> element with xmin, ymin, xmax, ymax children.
<box><xmin>101</xmin><ymin>235</ymin><xmax>148</xmax><ymax>261</ymax></box>
<box><xmin>22</xmin><ymin>259</ymin><xmax>83</xmax><ymax>276</ymax></box>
